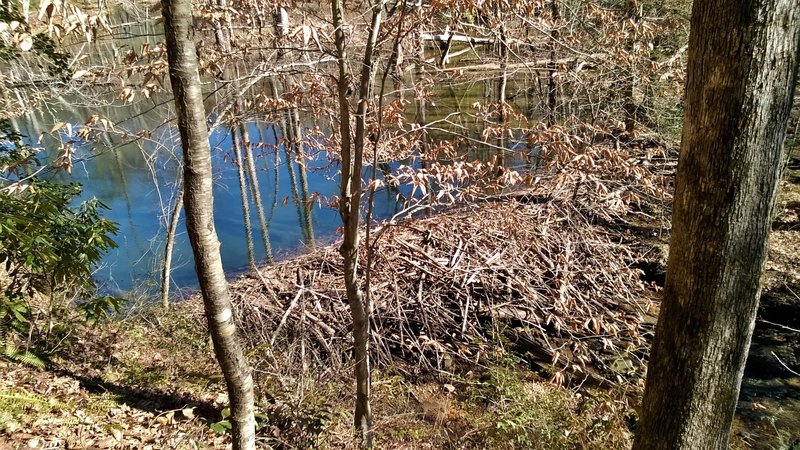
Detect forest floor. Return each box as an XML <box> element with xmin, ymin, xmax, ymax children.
<box><xmin>1</xmin><ymin>147</ymin><xmax>798</xmax><ymax>449</ymax></box>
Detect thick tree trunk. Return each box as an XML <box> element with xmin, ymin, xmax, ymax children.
<box><xmin>161</xmin><ymin>1</ymin><xmax>256</xmax><ymax>449</ymax></box>
<box><xmin>633</xmin><ymin>1</ymin><xmax>800</xmax><ymax>449</ymax></box>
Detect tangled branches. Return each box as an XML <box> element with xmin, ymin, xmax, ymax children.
<box><xmin>225</xmin><ymin>138</ymin><xmax>670</xmax><ymax>390</ymax></box>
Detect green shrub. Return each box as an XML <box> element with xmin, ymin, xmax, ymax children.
<box><xmin>1</xmin><ymin>119</ymin><xmax>119</xmax><ymax>367</ymax></box>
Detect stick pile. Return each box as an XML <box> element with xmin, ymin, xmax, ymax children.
<box><xmin>226</xmin><ymin>193</ymin><xmax>662</xmax><ymax>387</ymax></box>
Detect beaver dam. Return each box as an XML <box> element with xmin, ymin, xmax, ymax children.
<box><xmin>176</xmin><ymin>138</ymin><xmax>800</xmax><ymax>448</ymax></box>
<box><xmin>2</xmin><ymin>139</ymin><xmax>797</xmax><ymax>450</ymax></box>
<box><xmin>3</xmin><ymin>1</ymin><xmax>799</xmax><ymax>446</ymax></box>
<box><xmin>206</xmin><ymin>137</ymin><xmax>670</xmax><ymax>385</ymax></box>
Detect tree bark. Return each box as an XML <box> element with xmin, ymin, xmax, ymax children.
<box><xmin>161</xmin><ymin>1</ymin><xmax>256</xmax><ymax>449</ymax></box>
<box><xmin>274</xmin><ymin>6</ymin><xmax>289</xmax><ymax>61</ymax></box>
<box><xmin>622</xmin><ymin>0</ymin><xmax>640</xmax><ymax>134</ymax></box>
<box><xmin>331</xmin><ymin>0</ymin><xmax>385</xmax><ymax>445</ymax></box>
<box><xmin>283</xmin><ymin>135</ymin><xmax>311</xmax><ymax>244</ymax></box>
<box><xmin>633</xmin><ymin>1</ymin><xmax>800</xmax><ymax>449</ymax></box>
<box><xmin>296</xmin><ymin>149</ymin><xmax>316</xmax><ymax>248</ymax></box>
<box><xmin>211</xmin><ymin>0</ymin><xmax>231</xmax><ymax>53</ymax></box>
<box><xmin>496</xmin><ymin>13</ymin><xmax>508</xmax><ymax>166</ymax></box>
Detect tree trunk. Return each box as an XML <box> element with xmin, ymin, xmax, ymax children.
<box><xmin>331</xmin><ymin>0</ymin><xmax>385</xmax><ymax>445</ymax></box>
<box><xmin>160</xmin><ymin>188</ymin><xmax>183</xmax><ymax>309</ymax></box>
<box><xmin>365</xmin><ymin>13</ymin><xmax>406</xmax><ymax>353</ymax></box>
<box><xmin>633</xmin><ymin>1</ymin><xmax>800</xmax><ymax>448</ymax></box>
<box><xmin>161</xmin><ymin>1</ymin><xmax>256</xmax><ymax>449</ymax></box>
<box><xmin>274</xmin><ymin>6</ymin><xmax>289</xmax><ymax>61</ymax></box>
<box><xmin>285</xmin><ymin>84</ymin><xmax>315</xmax><ymax>247</ymax></box>
<box><xmin>296</xmin><ymin>150</ymin><xmax>316</xmax><ymax>248</ymax></box>
<box><xmin>211</xmin><ymin>0</ymin><xmax>231</xmax><ymax>53</ymax></box>
<box><xmin>283</xmin><ymin>136</ymin><xmax>311</xmax><ymax>244</ymax></box>
<box><xmin>496</xmin><ymin>15</ymin><xmax>508</xmax><ymax>166</ymax></box>
<box><xmin>622</xmin><ymin>0</ymin><xmax>640</xmax><ymax>134</ymax></box>
<box><xmin>271</xmin><ymin>79</ymin><xmax>308</xmax><ymax>245</ymax></box>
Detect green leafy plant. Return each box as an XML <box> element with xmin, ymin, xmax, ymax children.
<box><xmin>458</xmin><ymin>357</ymin><xmax>583</xmax><ymax>449</ymax></box>
<box><xmin>210</xmin><ymin>407</ymin><xmax>273</xmax><ymax>434</ymax></box>
<box><xmin>210</xmin><ymin>407</ymin><xmax>233</xmax><ymax>434</ymax></box>
<box><xmin>209</xmin><ymin>401</ymin><xmax>330</xmax><ymax>448</ymax></box>
<box><xmin>77</xmin><ymin>295</ymin><xmax>126</xmax><ymax>326</ymax></box>
<box><xmin>0</xmin><ymin>319</ymin><xmax>46</xmax><ymax>370</ymax></box>
<box><xmin>0</xmin><ymin>293</ymin><xmax>46</xmax><ymax>369</ymax></box>
<box><xmin>1</xmin><ymin>119</ymin><xmax>119</xmax><ymax>365</ymax></box>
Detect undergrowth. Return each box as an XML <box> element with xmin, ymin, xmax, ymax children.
<box><xmin>2</xmin><ymin>299</ymin><xmax>638</xmax><ymax>449</ymax></box>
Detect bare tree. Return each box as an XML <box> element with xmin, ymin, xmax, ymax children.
<box><xmin>161</xmin><ymin>0</ymin><xmax>256</xmax><ymax>448</ymax></box>
<box><xmin>633</xmin><ymin>0</ymin><xmax>800</xmax><ymax>448</ymax></box>
<box><xmin>331</xmin><ymin>0</ymin><xmax>386</xmax><ymax>445</ymax></box>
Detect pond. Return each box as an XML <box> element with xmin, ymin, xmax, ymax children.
<box><xmin>9</xmin><ymin>70</ymin><xmax>541</xmax><ymax>296</ymax></box>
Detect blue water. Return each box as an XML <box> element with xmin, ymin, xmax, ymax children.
<box><xmin>18</xmin><ymin>108</ymin><xmax>406</xmax><ymax>296</ymax></box>
<box><xmin>9</xmin><ymin>67</ymin><xmax>537</xmax><ymax>296</ymax></box>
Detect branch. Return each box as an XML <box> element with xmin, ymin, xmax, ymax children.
<box><xmin>771</xmin><ymin>351</ymin><xmax>800</xmax><ymax>377</ymax></box>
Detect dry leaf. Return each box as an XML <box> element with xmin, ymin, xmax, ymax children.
<box><xmin>18</xmin><ymin>33</ymin><xmax>33</xmax><ymax>51</ymax></box>
<box><xmin>72</xmin><ymin>69</ymin><xmax>89</xmax><ymax>80</ymax></box>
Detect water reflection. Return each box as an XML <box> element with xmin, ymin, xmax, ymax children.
<box><xmin>11</xmin><ymin>96</ymin><xmax>339</xmax><ymax>294</ymax></box>
<box><xmin>9</xmin><ymin>66</ymin><xmax>539</xmax><ymax>295</ymax></box>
